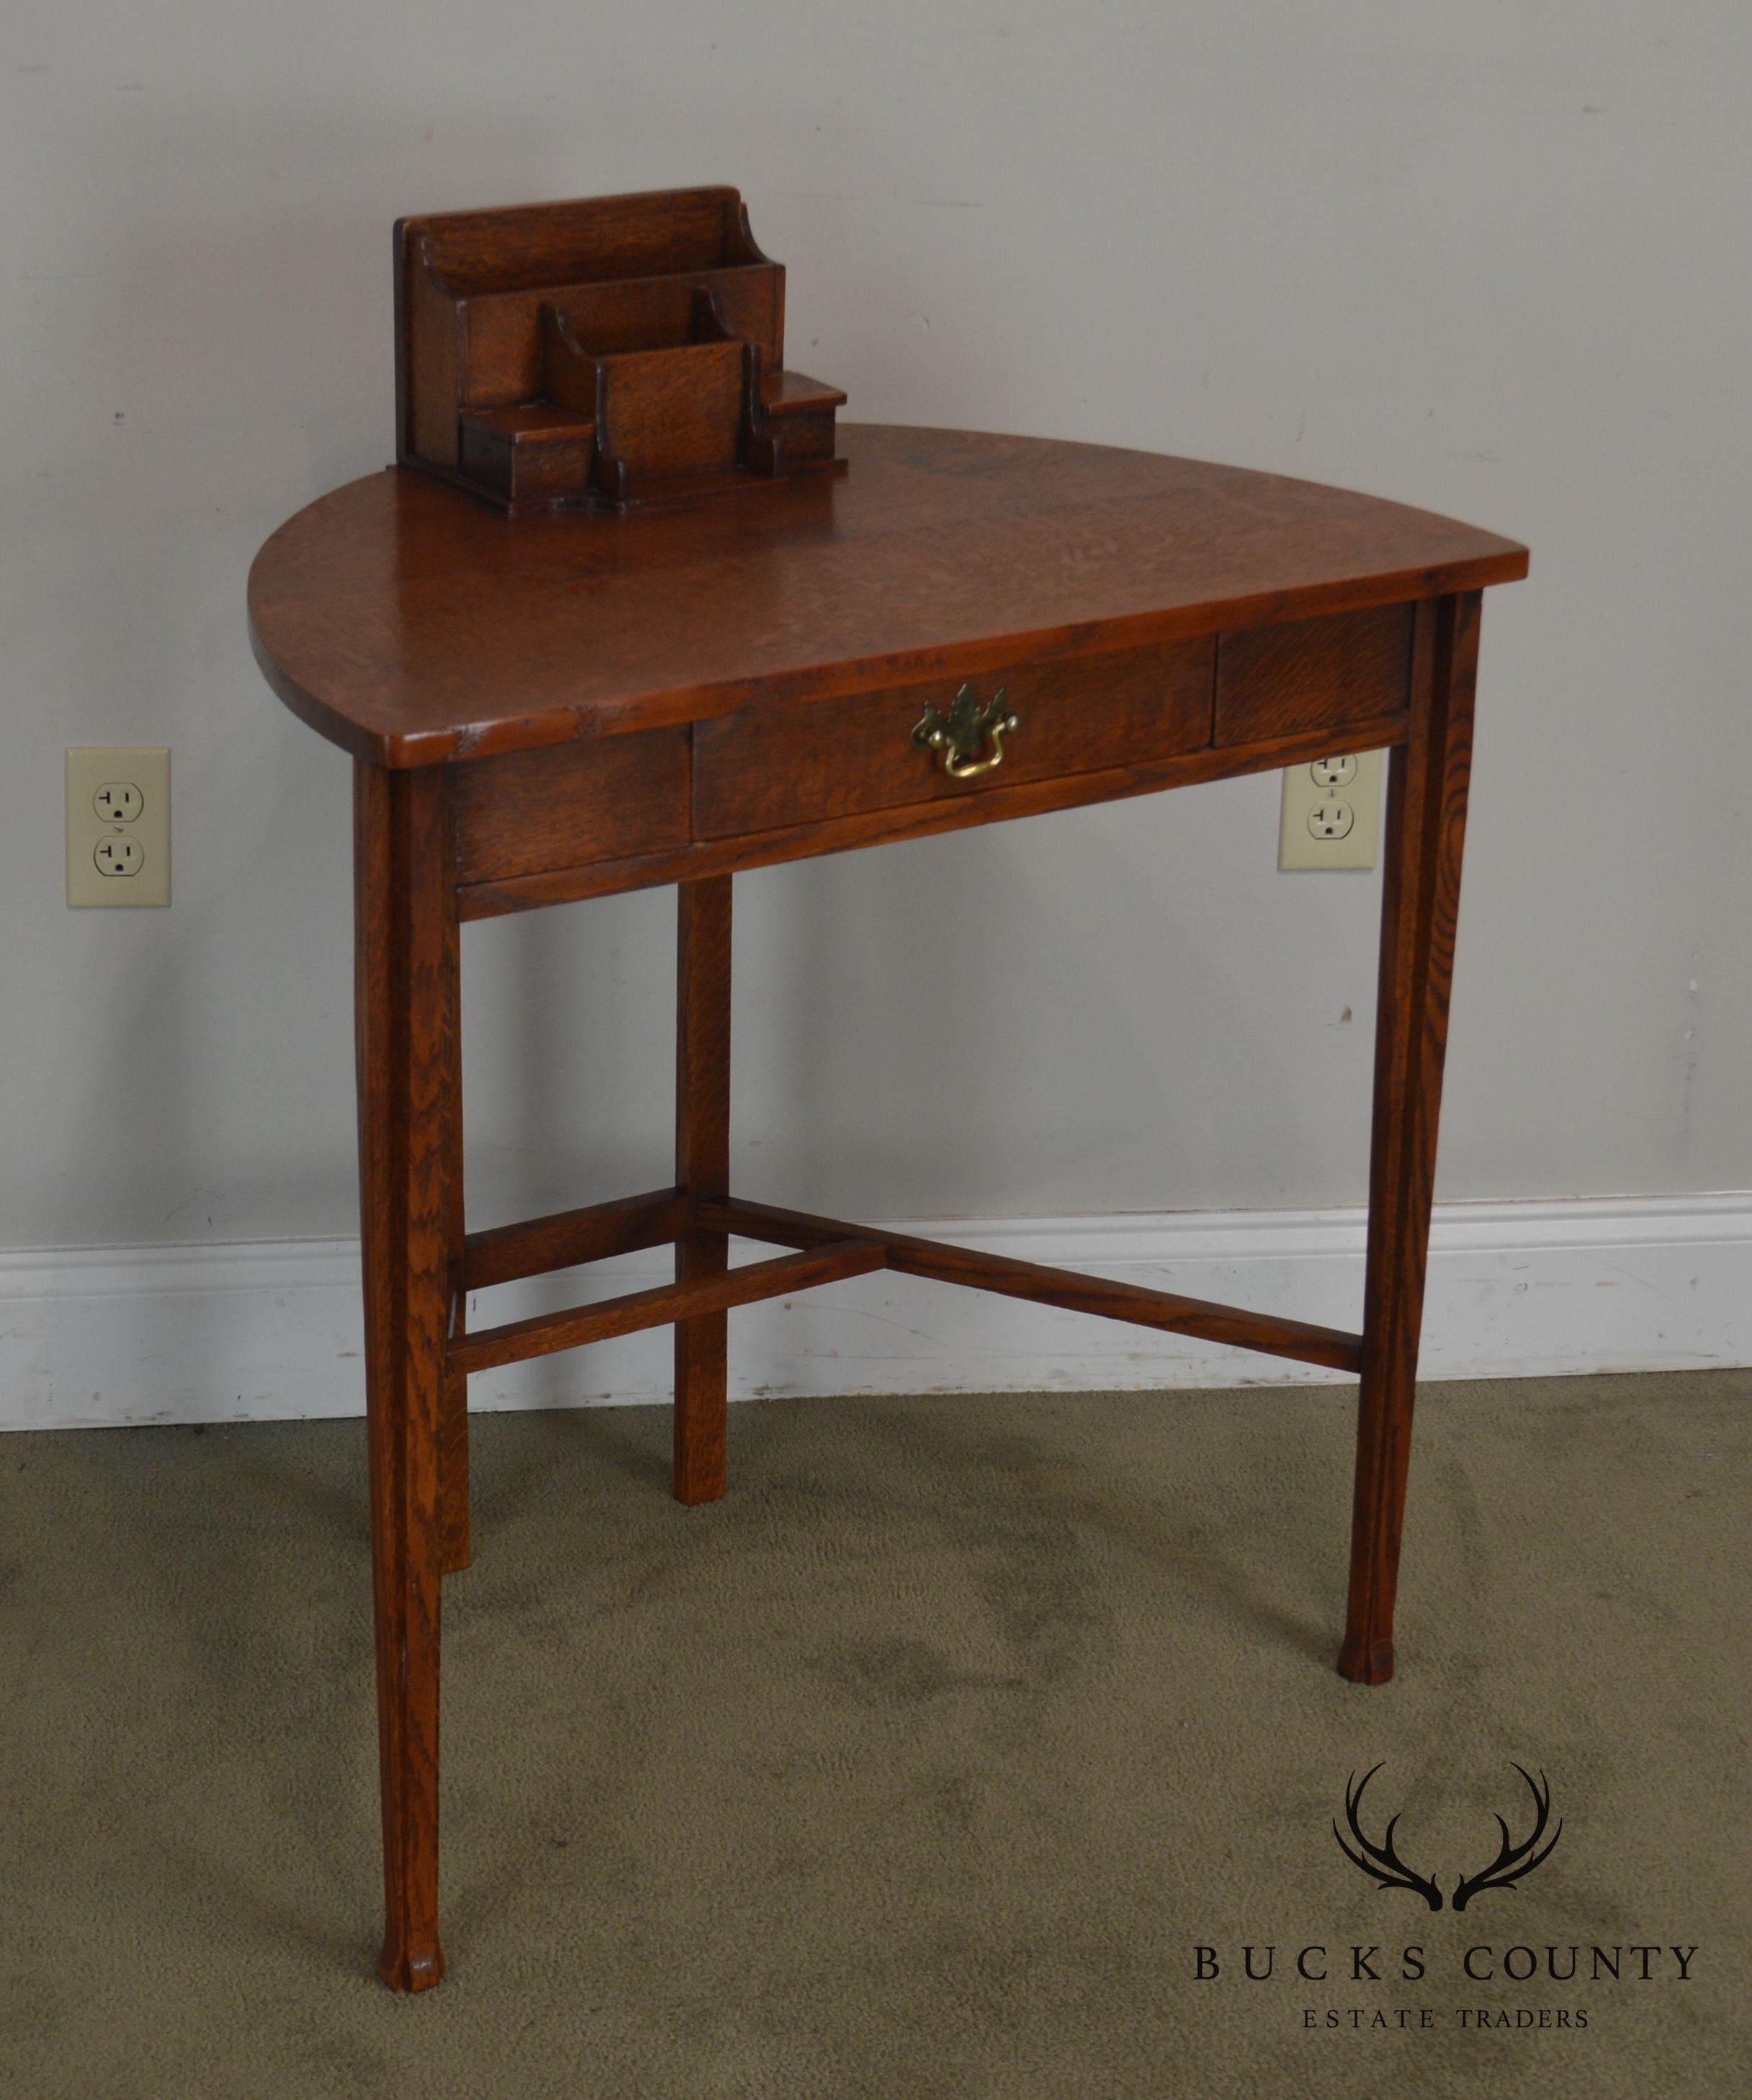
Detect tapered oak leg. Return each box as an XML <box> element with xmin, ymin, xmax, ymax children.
<box><xmin>674</xmin><ymin>876</ymin><xmax>732</xmax><ymax>1504</ymax></box>
<box><xmin>1339</xmin><ymin>593</ymin><xmax>1481</xmax><ymax>1687</ymax></box>
<box><xmin>439</xmin><ymin>966</ymin><xmax>470</xmax><ymax>1576</ymax></box>
<box><xmin>439</xmin><ymin>1368</ymin><xmax>471</xmax><ymax>1572</ymax></box>
<box><xmin>354</xmin><ymin>760</ymin><xmax>457</xmax><ymax>1989</ymax></box>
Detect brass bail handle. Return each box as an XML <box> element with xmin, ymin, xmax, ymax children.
<box><xmin>912</xmin><ymin>684</ymin><xmax>1022</xmax><ymax>779</ymax></box>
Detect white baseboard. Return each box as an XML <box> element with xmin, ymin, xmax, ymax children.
<box><xmin>1</xmin><ymin>1194</ymin><xmax>1746</xmax><ymax>1432</ymax></box>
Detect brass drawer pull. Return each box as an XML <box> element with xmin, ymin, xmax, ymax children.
<box><xmin>912</xmin><ymin>684</ymin><xmax>1021</xmax><ymax>779</ymax></box>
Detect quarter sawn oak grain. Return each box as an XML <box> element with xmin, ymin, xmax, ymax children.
<box><xmin>248</xmin><ymin>426</ymin><xmax>1524</xmax><ymax>768</ymax></box>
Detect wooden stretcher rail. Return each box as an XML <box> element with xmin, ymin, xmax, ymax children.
<box><xmin>447</xmin><ymin>1235</ymin><xmax>886</xmax><ymax>1376</ymax></box>
<box><xmin>702</xmin><ymin>1196</ymin><xmax>1364</xmax><ymax>1374</ymax></box>
<box><xmin>464</xmin><ymin>1187</ymin><xmax>686</xmax><ymax>1291</ymax></box>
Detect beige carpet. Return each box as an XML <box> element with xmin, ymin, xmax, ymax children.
<box><xmin>1</xmin><ymin>1372</ymin><xmax>1747</xmax><ymax>2099</ymax></box>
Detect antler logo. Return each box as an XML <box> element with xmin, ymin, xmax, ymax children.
<box><xmin>1334</xmin><ymin>1764</ymin><xmax>1563</xmax><ymax>1912</ymax></box>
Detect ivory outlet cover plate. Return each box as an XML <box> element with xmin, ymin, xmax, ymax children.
<box><xmin>1277</xmin><ymin>748</ymin><xmax>1383</xmax><ymax>871</ymax></box>
<box><xmin>66</xmin><ymin>747</ymin><xmax>171</xmax><ymax>906</ymax></box>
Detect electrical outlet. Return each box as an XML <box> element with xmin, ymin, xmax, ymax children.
<box><xmin>94</xmin><ymin>835</ymin><xmax>145</xmax><ymax>877</ymax></box>
<box><xmin>94</xmin><ymin>781</ymin><xmax>144</xmax><ymax>824</ymax></box>
<box><xmin>1307</xmin><ymin>797</ymin><xmax>1355</xmax><ymax>840</ymax></box>
<box><xmin>1309</xmin><ymin>755</ymin><xmax>1357</xmax><ymax>789</ymax></box>
<box><xmin>1278</xmin><ymin>748</ymin><xmax>1382</xmax><ymax>871</ymax></box>
<box><xmin>66</xmin><ymin>747</ymin><xmax>170</xmax><ymax>907</ymax></box>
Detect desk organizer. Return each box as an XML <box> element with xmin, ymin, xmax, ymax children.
<box><xmin>395</xmin><ymin>186</ymin><xmax>845</xmax><ymax>513</ymax></box>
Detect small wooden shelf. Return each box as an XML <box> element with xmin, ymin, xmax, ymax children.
<box><xmin>395</xmin><ymin>185</ymin><xmax>845</xmax><ymax>512</ymax></box>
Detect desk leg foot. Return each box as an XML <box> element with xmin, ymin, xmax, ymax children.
<box><xmin>379</xmin><ymin>1936</ymin><xmax>446</xmax><ymax>1993</ymax></box>
<box><xmin>1336</xmin><ymin>1633</ymin><xmax>1396</xmax><ymax>1687</ymax></box>
<box><xmin>1341</xmin><ymin>593</ymin><xmax>1479</xmax><ymax>1690</ymax></box>
<box><xmin>356</xmin><ymin>763</ymin><xmax>454</xmax><ymax>1991</ymax></box>
<box><xmin>675</xmin><ymin>876</ymin><xmax>732</xmax><ymax>1507</ymax></box>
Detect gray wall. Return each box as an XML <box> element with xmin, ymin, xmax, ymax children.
<box><xmin>4</xmin><ymin>1</ymin><xmax>1748</xmax><ymax>1252</ymax></box>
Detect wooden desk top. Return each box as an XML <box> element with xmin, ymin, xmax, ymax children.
<box><xmin>248</xmin><ymin>423</ymin><xmax>1527</xmax><ymax>769</ymax></box>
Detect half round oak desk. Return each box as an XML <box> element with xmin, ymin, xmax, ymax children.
<box><xmin>248</xmin><ymin>423</ymin><xmax>1527</xmax><ymax>1989</ymax></box>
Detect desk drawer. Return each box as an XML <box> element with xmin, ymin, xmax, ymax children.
<box><xmin>452</xmin><ymin>724</ymin><xmax>691</xmax><ymax>883</ymax></box>
<box><xmin>1215</xmin><ymin>603</ymin><xmax>1414</xmax><ymax>745</ymax></box>
<box><xmin>692</xmin><ymin>638</ymin><xmax>1215</xmax><ymax>840</ymax></box>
